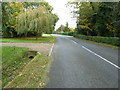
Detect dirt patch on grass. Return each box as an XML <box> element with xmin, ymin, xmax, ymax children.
<box><xmin>1</xmin><ymin>43</ymin><xmax>53</xmax><ymax>55</ymax></box>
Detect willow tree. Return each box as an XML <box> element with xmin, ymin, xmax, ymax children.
<box><xmin>16</xmin><ymin>5</ymin><xmax>56</xmax><ymax>38</ymax></box>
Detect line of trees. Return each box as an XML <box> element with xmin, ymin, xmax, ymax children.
<box><xmin>57</xmin><ymin>22</ymin><xmax>70</xmax><ymax>32</ymax></box>
<box><xmin>2</xmin><ymin>1</ymin><xmax>59</xmax><ymax>38</ymax></box>
<box><xmin>67</xmin><ymin>2</ymin><xmax>120</xmax><ymax>37</ymax></box>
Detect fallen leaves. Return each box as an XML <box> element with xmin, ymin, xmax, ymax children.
<box><xmin>18</xmin><ymin>72</ymin><xmax>23</xmax><ymax>76</ymax></box>
<box><xmin>39</xmin><ymin>82</ymin><xmax>46</xmax><ymax>87</ymax></box>
<box><xmin>41</xmin><ymin>65</ymin><xmax>46</xmax><ymax>68</ymax></box>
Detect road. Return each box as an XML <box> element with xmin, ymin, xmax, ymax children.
<box><xmin>46</xmin><ymin>34</ymin><xmax>119</xmax><ymax>88</ymax></box>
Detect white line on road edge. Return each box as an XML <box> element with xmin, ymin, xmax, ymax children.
<box><xmin>37</xmin><ymin>52</ymin><xmax>41</xmax><ymax>55</ymax></box>
<box><xmin>71</xmin><ymin>40</ymin><xmax>77</xmax><ymax>44</ymax></box>
<box><xmin>82</xmin><ymin>46</ymin><xmax>120</xmax><ymax>69</ymax></box>
<box><xmin>49</xmin><ymin>43</ymin><xmax>54</xmax><ymax>56</ymax></box>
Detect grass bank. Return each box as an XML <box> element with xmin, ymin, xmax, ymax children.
<box><xmin>0</xmin><ymin>46</ymin><xmax>2</xmax><ymax>89</ymax></box>
<box><xmin>4</xmin><ymin>54</ymin><xmax>50</xmax><ymax>88</ymax></box>
<box><xmin>0</xmin><ymin>34</ymin><xmax>55</xmax><ymax>43</ymax></box>
<box><xmin>2</xmin><ymin>46</ymin><xmax>51</xmax><ymax>88</ymax></box>
<box><xmin>2</xmin><ymin>46</ymin><xmax>29</xmax><ymax>87</ymax></box>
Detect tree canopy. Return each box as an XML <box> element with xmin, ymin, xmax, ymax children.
<box><xmin>67</xmin><ymin>1</ymin><xmax>120</xmax><ymax>37</ymax></box>
<box><xmin>57</xmin><ymin>22</ymin><xmax>70</xmax><ymax>32</ymax></box>
<box><xmin>2</xmin><ymin>1</ymin><xmax>59</xmax><ymax>37</ymax></box>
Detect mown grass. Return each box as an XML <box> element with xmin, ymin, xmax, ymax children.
<box><xmin>1</xmin><ymin>46</ymin><xmax>30</xmax><ymax>87</ymax></box>
<box><xmin>0</xmin><ymin>46</ymin><xmax>2</xmax><ymax>89</ymax></box>
<box><xmin>4</xmin><ymin>54</ymin><xmax>51</xmax><ymax>88</ymax></box>
<box><xmin>2</xmin><ymin>46</ymin><xmax>51</xmax><ymax>88</ymax></box>
<box><xmin>0</xmin><ymin>34</ymin><xmax>55</xmax><ymax>43</ymax></box>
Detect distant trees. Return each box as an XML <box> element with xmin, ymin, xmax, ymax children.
<box><xmin>57</xmin><ymin>22</ymin><xmax>70</xmax><ymax>32</ymax></box>
<box><xmin>64</xmin><ymin>22</ymin><xmax>70</xmax><ymax>32</ymax></box>
<box><xmin>2</xmin><ymin>1</ymin><xmax>59</xmax><ymax>37</ymax></box>
<box><xmin>67</xmin><ymin>2</ymin><xmax>120</xmax><ymax>37</ymax></box>
<box><xmin>57</xmin><ymin>25</ymin><xmax>65</xmax><ymax>32</ymax></box>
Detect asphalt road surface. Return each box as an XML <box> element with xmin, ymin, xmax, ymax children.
<box><xmin>46</xmin><ymin>34</ymin><xmax>119</xmax><ymax>88</ymax></box>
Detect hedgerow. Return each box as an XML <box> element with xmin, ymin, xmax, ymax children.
<box><xmin>74</xmin><ymin>34</ymin><xmax>119</xmax><ymax>46</ymax></box>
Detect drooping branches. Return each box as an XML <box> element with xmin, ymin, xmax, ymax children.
<box><xmin>16</xmin><ymin>5</ymin><xmax>58</xmax><ymax>37</ymax></box>
<box><xmin>2</xmin><ymin>1</ymin><xmax>59</xmax><ymax>37</ymax></box>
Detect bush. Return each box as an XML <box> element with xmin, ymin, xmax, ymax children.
<box><xmin>74</xmin><ymin>34</ymin><xmax>119</xmax><ymax>46</ymax></box>
<box><xmin>53</xmin><ymin>32</ymin><xmax>75</xmax><ymax>36</ymax></box>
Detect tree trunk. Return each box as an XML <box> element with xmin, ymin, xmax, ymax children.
<box><xmin>39</xmin><ymin>33</ymin><xmax>42</xmax><ymax>37</ymax></box>
<box><xmin>36</xmin><ymin>33</ymin><xmax>42</xmax><ymax>40</ymax></box>
<box><xmin>25</xmin><ymin>32</ymin><xmax>27</xmax><ymax>37</ymax></box>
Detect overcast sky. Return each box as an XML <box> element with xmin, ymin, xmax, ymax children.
<box><xmin>45</xmin><ymin>0</ymin><xmax>76</xmax><ymax>29</ymax></box>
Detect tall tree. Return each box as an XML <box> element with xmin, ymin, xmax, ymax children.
<box><xmin>2</xmin><ymin>2</ymin><xmax>24</xmax><ymax>37</ymax></box>
<box><xmin>2</xmin><ymin>1</ymin><xmax>59</xmax><ymax>37</ymax></box>
<box><xmin>64</xmin><ymin>22</ymin><xmax>70</xmax><ymax>32</ymax></box>
<box><xmin>67</xmin><ymin>1</ymin><xmax>120</xmax><ymax>37</ymax></box>
<box><xmin>16</xmin><ymin>1</ymin><xmax>58</xmax><ymax>38</ymax></box>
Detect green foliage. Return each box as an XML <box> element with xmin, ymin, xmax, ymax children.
<box><xmin>2</xmin><ymin>1</ymin><xmax>58</xmax><ymax>38</ymax></box>
<box><xmin>57</xmin><ymin>23</ymin><xmax>70</xmax><ymax>32</ymax></box>
<box><xmin>16</xmin><ymin>6</ymin><xmax>48</xmax><ymax>36</ymax></box>
<box><xmin>75</xmin><ymin>2</ymin><xmax>96</xmax><ymax>35</ymax></box>
<box><xmin>53</xmin><ymin>32</ymin><xmax>75</xmax><ymax>36</ymax></box>
<box><xmin>2</xmin><ymin>46</ymin><xmax>29</xmax><ymax>87</ymax></box>
<box><xmin>94</xmin><ymin>2</ymin><xmax>113</xmax><ymax>36</ymax></box>
<box><xmin>0</xmin><ymin>34</ymin><xmax>55</xmax><ymax>43</ymax></box>
<box><xmin>16</xmin><ymin>2</ymin><xmax>58</xmax><ymax>37</ymax></box>
<box><xmin>61</xmin><ymin>32</ymin><xmax>75</xmax><ymax>36</ymax></box>
<box><xmin>4</xmin><ymin>54</ymin><xmax>50</xmax><ymax>88</ymax></box>
<box><xmin>2</xmin><ymin>46</ymin><xmax>51</xmax><ymax>88</ymax></box>
<box><xmin>68</xmin><ymin>2</ymin><xmax>120</xmax><ymax>37</ymax></box>
<box><xmin>74</xmin><ymin>34</ymin><xmax>119</xmax><ymax>46</ymax></box>
<box><xmin>64</xmin><ymin>22</ymin><xmax>70</xmax><ymax>32</ymax></box>
<box><xmin>2</xmin><ymin>2</ymin><xmax>24</xmax><ymax>37</ymax></box>
<box><xmin>57</xmin><ymin>25</ymin><xmax>65</xmax><ymax>32</ymax></box>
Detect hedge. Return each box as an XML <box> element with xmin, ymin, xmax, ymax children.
<box><xmin>53</xmin><ymin>32</ymin><xmax>75</xmax><ymax>36</ymax></box>
<box><xmin>74</xmin><ymin>34</ymin><xmax>119</xmax><ymax>46</ymax></box>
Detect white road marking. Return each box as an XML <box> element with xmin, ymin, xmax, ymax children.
<box><xmin>71</xmin><ymin>40</ymin><xmax>77</xmax><ymax>44</ymax></box>
<box><xmin>65</xmin><ymin>38</ymin><xmax>77</xmax><ymax>44</ymax></box>
<box><xmin>37</xmin><ymin>52</ymin><xmax>41</xmax><ymax>55</ymax></box>
<box><xmin>82</xmin><ymin>46</ymin><xmax>120</xmax><ymax>69</ymax></box>
<box><xmin>49</xmin><ymin>43</ymin><xmax>54</xmax><ymax>56</ymax></box>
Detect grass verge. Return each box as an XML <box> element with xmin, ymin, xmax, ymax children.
<box><xmin>2</xmin><ymin>46</ymin><xmax>52</xmax><ymax>88</ymax></box>
<box><xmin>1</xmin><ymin>46</ymin><xmax>30</xmax><ymax>87</ymax></box>
<box><xmin>4</xmin><ymin>54</ymin><xmax>50</xmax><ymax>88</ymax></box>
<box><xmin>0</xmin><ymin>46</ymin><xmax>2</xmax><ymax>89</ymax></box>
<box><xmin>76</xmin><ymin>38</ymin><xmax>119</xmax><ymax>50</ymax></box>
<box><xmin>0</xmin><ymin>34</ymin><xmax>55</xmax><ymax>43</ymax></box>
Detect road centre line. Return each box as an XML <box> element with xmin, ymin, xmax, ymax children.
<box><xmin>82</xmin><ymin>46</ymin><xmax>120</xmax><ymax>69</ymax></box>
<box><xmin>65</xmin><ymin>37</ymin><xmax>119</xmax><ymax>69</ymax></box>
<box><xmin>65</xmin><ymin>38</ymin><xmax>78</xmax><ymax>44</ymax></box>
<box><xmin>64</xmin><ymin>37</ymin><xmax>119</xmax><ymax>69</ymax></box>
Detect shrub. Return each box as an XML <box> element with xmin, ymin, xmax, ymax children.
<box><xmin>74</xmin><ymin>34</ymin><xmax>119</xmax><ymax>46</ymax></box>
<box><xmin>53</xmin><ymin>32</ymin><xmax>75</xmax><ymax>36</ymax></box>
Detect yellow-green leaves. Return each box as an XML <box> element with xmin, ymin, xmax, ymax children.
<box><xmin>16</xmin><ymin>6</ymin><xmax>56</xmax><ymax>36</ymax></box>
